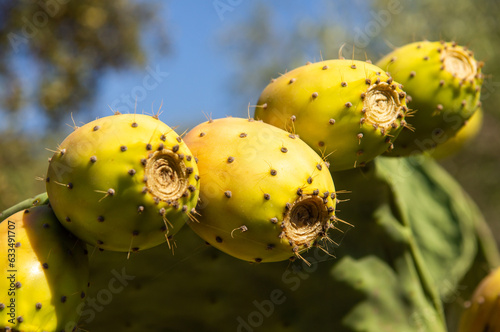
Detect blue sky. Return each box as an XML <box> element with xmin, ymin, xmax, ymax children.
<box><xmin>4</xmin><ymin>1</ymin><xmax>373</xmax><ymax>134</ymax></box>
<box><xmin>96</xmin><ymin>1</ymin><xmax>330</xmax><ymax>132</ymax></box>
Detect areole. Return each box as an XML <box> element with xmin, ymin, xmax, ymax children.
<box><xmin>145</xmin><ymin>150</ymin><xmax>189</xmax><ymax>201</ymax></box>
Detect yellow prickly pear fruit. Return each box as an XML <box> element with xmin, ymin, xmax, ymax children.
<box><xmin>377</xmin><ymin>41</ymin><xmax>483</xmax><ymax>156</ymax></box>
<box><xmin>183</xmin><ymin>117</ymin><xmax>341</xmax><ymax>263</ymax></box>
<box><xmin>46</xmin><ymin>113</ymin><xmax>200</xmax><ymax>252</ymax></box>
<box><xmin>0</xmin><ymin>206</ymin><xmax>89</xmax><ymax>331</ymax></box>
<box><xmin>255</xmin><ymin>59</ymin><xmax>409</xmax><ymax>171</ymax></box>
<box><xmin>459</xmin><ymin>266</ymin><xmax>500</xmax><ymax>332</ymax></box>
<box><xmin>430</xmin><ymin>107</ymin><xmax>483</xmax><ymax>159</ymax></box>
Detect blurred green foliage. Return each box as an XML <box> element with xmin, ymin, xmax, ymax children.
<box><xmin>0</xmin><ymin>0</ymin><xmax>167</xmax><ymax>124</ymax></box>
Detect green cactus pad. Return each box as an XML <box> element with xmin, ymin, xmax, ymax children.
<box><xmin>46</xmin><ymin>113</ymin><xmax>200</xmax><ymax>252</ymax></box>
<box><xmin>0</xmin><ymin>205</ymin><xmax>89</xmax><ymax>331</ymax></box>
<box><xmin>376</xmin><ymin>41</ymin><xmax>483</xmax><ymax>156</ymax></box>
<box><xmin>254</xmin><ymin>59</ymin><xmax>409</xmax><ymax>171</ymax></box>
<box><xmin>77</xmin><ymin>155</ymin><xmax>497</xmax><ymax>332</ymax></box>
<box><xmin>183</xmin><ymin>117</ymin><xmax>339</xmax><ymax>263</ymax></box>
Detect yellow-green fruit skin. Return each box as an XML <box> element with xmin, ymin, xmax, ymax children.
<box><xmin>46</xmin><ymin>114</ymin><xmax>200</xmax><ymax>252</ymax></box>
<box><xmin>459</xmin><ymin>266</ymin><xmax>500</xmax><ymax>332</ymax></box>
<box><xmin>0</xmin><ymin>206</ymin><xmax>89</xmax><ymax>331</ymax></box>
<box><xmin>376</xmin><ymin>41</ymin><xmax>483</xmax><ymax>156</ymax></box>
<box><xmin>255</xmin><ymin>59</ymin><xmax>408</xmax><ymax>171</ymax></box>
<box><xmin>430</xmin><ymin>107</ymin><xmax>483</xmax><ymax>159</ymax></box>
<box><xmin>183</xmin><ymin>118</ymin><xmax>337</xmax><ymax>263</ymax></box>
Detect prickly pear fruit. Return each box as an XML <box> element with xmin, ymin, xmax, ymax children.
<box><xmin>459</xmin><ymin>266</ymin><xmax>500</xmax><ymax>332</ymax></box>
<box><xmin>0</xmin><ymin>205</ymin><xmax>89</xmax><ymax>331</ymax></box>
<box><xmin>254</xmin><ymin>59</ymin><xmax>409</xmax><ymax>171</ymax></box>
<box><xmin>430</xmin><ymin>107</ymin><xmax>483</xmax><ymax>159</ymax></box>
<box><xmin>376</xmin><ymin>41</ymin><xmax>483</xmax><ymax>156</ymax></box>
<box><xmin>46</xmin><ymin>113</ymin><xmax>200</xmax><ymax>252</ymax></box>
<box><xmin>183</xmin><ymin>117</ymin><xmax>339</xmax><ymax>263</ymax></box>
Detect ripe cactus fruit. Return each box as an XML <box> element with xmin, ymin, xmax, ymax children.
<box><xmin>430</xmin><ymin>107</ymin><xmax>483</xmax><ymax>159</ymax></box>
<box><xmin>183</xmin><ymin>117</ymin><xmax>339</xmax><ymax>263</ymax></box>
<box><xmin>0</xmin><ymin>205</ymin><xmax>89</xmax><ymax>331</ymax></box>
<box><xmin>46</xmin><ymin>113</ymin><xmax>200</xmax><ymax>252</ymax></box>
<box><xmin>376</xmin><ymin>40</ymin><xmax>483</xmax><ymax>156</ymax></box>
<box><xmin>459</xmin><ymin>266</ymin><xmax>500</xmax><ymax>332</ymax></box>
<box><xmin>254</xmin><ymin>59</ymin><xmax>409</xmax><ymax>171</ymax></box>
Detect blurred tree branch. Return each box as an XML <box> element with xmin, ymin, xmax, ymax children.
<box><xmin>0</xmin><ymin>0</ymin><xmax>168</xmax><ymax>127</ymax></box>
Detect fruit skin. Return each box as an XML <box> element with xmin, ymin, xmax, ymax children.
<box><xmin>255</xmin><ymin>59</ymin><xmax>409</xmax><ymax>171</ymax></box>
<box><xmin>459</xmin><ymin>266</ymin><xmax>500</xmax><ymax>332</ymax></box>
<box><xmin>183</xmin><ymin>117</ymin><xmax>337</xmax><ymax>263</ymax></box>
<box><xmin>0</xmin><ymin>205</ymin><xmax>89</xmax><ymax>332</ymax></box>
<box><xmin>376</xmin><ymin>40</ymin><xmax>483</xmax><ymax>156</ymax></box>
<box><xmin>430</xmin><ymin>107</ymin><xmax>483</xmax><ymax>160</ymax></box>
<box><xmin>46</xmin><ymin>113</ymin><xmax>200</xmax><ymax>252</ymax></box>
